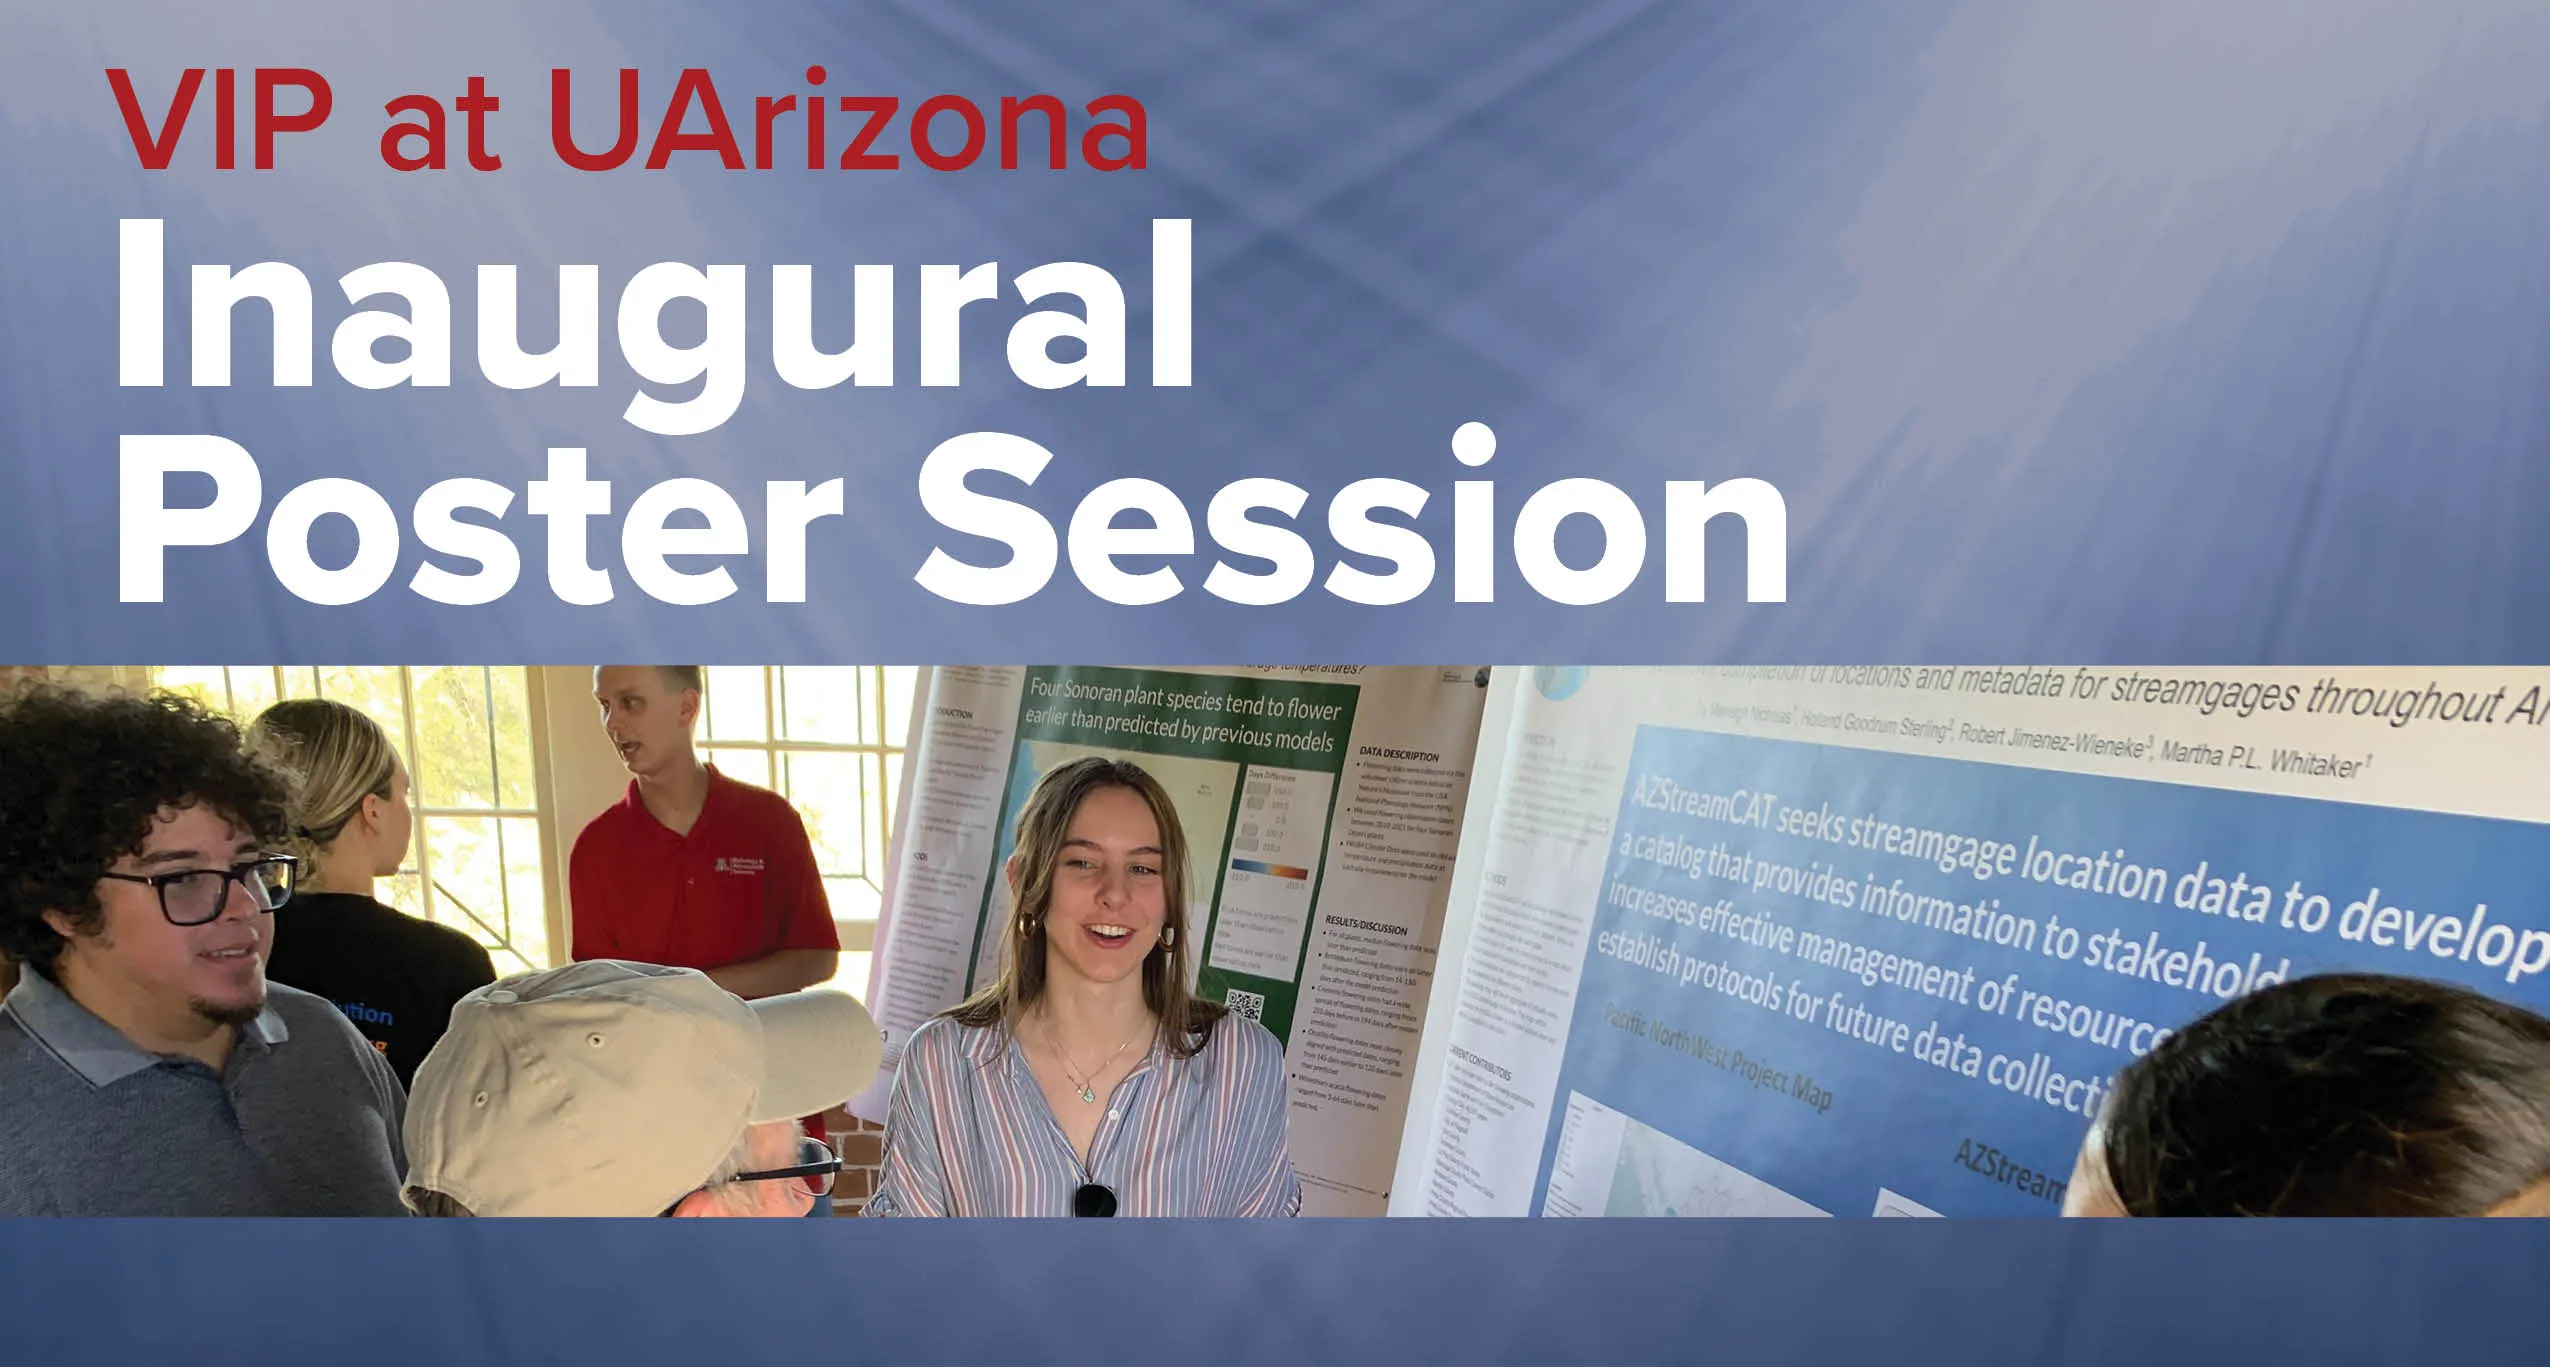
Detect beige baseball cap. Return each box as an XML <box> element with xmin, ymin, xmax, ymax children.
<box><xmin>402</xmin><ymin>959</ymin><xmax>882</xmax><ymax>1217</ymax></box>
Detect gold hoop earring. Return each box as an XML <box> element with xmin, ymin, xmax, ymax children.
<box><xmin>1159</xmin><ymin>926</ymin><xmax>1175</xmax><ymax>950</ymax></box>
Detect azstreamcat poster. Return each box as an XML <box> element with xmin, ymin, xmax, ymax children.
<box><xmin>1400</xmin><ymin>666</ymin><xmax>2550</xmax><ymax>1218</ymax></box>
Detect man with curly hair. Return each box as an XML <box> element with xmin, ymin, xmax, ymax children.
<box><xmin>0</xmin><ymin>685</ymin><xmax>409</xmax><ymax>1216</ymax></box>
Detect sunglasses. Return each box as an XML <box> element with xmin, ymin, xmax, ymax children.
<box><xmin>734</xmin><ymin>1134</ymin><xmax>844</xmax><ymax>1198</ymax></box>
<box><xmin>1073</xmin><ymin>1183</ymin><xmax>1117</xmax><ymax>1218</ymax></box>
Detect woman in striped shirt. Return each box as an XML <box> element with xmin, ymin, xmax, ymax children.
<box><xmin>868</xmin><ymin>756</ymin><xmax>1300</xmax><ymax>1217</ymax></box>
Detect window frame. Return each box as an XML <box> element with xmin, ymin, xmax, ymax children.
<box><xmin>147</xmin><ymin>664</ymin><xmax>919</xmax><ymax>977</ymax></box>
<box><xmin>152</xmin><ymin>665</ymin><xmax>562</xmax><ymax>974</ymax></box>
<box><xmin>695</xmin><ymin>667</ymin><xmax>913</xmax><ymax>955</ymax></box>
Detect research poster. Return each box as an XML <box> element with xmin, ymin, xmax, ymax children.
<box><xmin>1405</xmin><ymin>666</ymin><xmax>2550</xmax><ymax>1218</ymax></box>
<box><xmin>861</xmin><ymin>665</ymin><xmax>1492</xmax><ymax>1215</ymax></box>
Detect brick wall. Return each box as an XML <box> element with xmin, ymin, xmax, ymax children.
<box><xmin>819</xmin><ymin>1109</ymin><xmax>886</xmax><ymax>1214</ymax></box>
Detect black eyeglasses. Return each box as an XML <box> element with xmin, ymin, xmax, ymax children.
<box><xmin>734</xmin><ymin>1134</ymin><xmax>843</xmax><ymax>1199</ymax></box>
<box><xmin>98</xmin><ymin>855</ymin><xmax>298</xmax><ymax>926</ymax></box>
<box><xmin>1073</xmin><ymin>1183</ymin><xmax>1117</xmax><ymax>1218</ymax></box>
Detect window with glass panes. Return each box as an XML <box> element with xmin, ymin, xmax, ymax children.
<box><xmin>694</xmin><ymin>668</ymin><xmax>915</xmax><ymax>984</ymax></box>
<box><xmin>150</xmin><ymin>667</ymin><xmax>554</xmax><ymax>974</ymax></box>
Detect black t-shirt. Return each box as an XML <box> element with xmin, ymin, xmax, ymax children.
<box><xmin>263</xmin><ymin>891</ymin><xmax>498</xmax><ymax>1089</ymax></box>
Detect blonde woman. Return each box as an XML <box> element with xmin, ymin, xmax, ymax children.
<box><xmin>246</xmin><ymin>699</ymin><xmax>494</xmax><ymax>1087</ymax></box>
<box><xmin>869</xmin><ymin>757</ymin><xmax>1299</xmax><ymax>1217</ymax></box>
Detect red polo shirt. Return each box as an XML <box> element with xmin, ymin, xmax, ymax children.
<box><xmin>569</xmin><ymin>767</ymin><xmax>839</xmax><ymax>973</ymax></box>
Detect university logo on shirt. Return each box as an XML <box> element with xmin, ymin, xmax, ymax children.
<box><xmin>713</xmin><ymin>856</ymin><xmax>766</xmax><ymax>875</ymax></box>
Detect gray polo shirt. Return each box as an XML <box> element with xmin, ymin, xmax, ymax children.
<box><xmin>0</xmin><ymin>971</ymin><xmax>409</xmax><ymax>1216</ymax></box>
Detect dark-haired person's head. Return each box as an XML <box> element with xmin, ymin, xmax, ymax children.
<box><xmin>2066</xmin><ymin>973</ymin><xmax>2550</xmax><ymax>1217</ymax></box>
<box><xmin>0</xmin><ymin>685</ymin><xmax>295</xmax><ymax>1029</ymax></box>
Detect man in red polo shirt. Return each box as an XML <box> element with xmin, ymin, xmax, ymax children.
<box><xmin>570</xmin><ymin>667</ymin><xmax>840</xmax><ymax>999</ymax></box>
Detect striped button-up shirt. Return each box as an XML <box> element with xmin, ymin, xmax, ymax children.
<box><xmin>867</xmin><ymin>1011</ymin><xmax>1301</xmax><ymax>1217</ymax></box>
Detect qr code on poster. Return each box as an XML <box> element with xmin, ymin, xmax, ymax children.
<box><xmin>1225</xmin><ymin>988</ymin><xmax>1266</xmax><ymax>1020</ymax></box>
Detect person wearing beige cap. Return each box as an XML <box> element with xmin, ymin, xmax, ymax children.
<box><xmin>402</xmin><ymin>959</ymin><xmax>881</xmax><ymax>1217</ymax></box>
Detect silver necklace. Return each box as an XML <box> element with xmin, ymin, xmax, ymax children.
<box><xmin>1041</xmin><ymin>1015</ymin><xmax>1139</xmax><ymax>1104</ymax></box>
